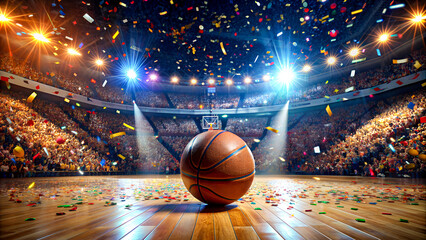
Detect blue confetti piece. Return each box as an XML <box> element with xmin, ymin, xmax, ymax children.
<box><xmin>72</xmin><ymin>105</ymin><xmax>75</xmax><ymax>110</ymax></box>
<box><xmin>52</xmin><ymin>3</ymin><xmax>56</xmax><ymax>7</ymax></box>
<box><xmin>79</xmin><ymin>42</ymin><xmax>84</xmax><ymax>48</ymax></box>
<box><xmin>17</xmin><ymin>32</ymin><xmax>22</xmax><ymax>36</ymax></box>
<box><xmin>59</xmin><ymin>4</ymin><xmax>64</xmax><ymax>9</ymax></box>
<box><xmin>59</xmin><ymin>10</ymin><xmax>65</xmax><ymax>16</ymax></box>
<box><xmin>389</xmin><ymin>144</ymin><xmax>396</xmax><ymax>153</ymax></box>
<box><xmin>376</xmin><ymin>19</ymin><xmax>383</xmax><ymax>23</ymax></box>
<box><xmin>97</xmin><ymin>136</ymin><xmax>101</xmax><ymax>142</ymax></box>
<box><xmin>407</xmin><ymin>102</ymin><xmax>415</xmax><ymax>110</ymax></box>
<box><xmin>376</xmin><ymin>49</ymin><xmax>381</xmax><ymax>56</ymax></box>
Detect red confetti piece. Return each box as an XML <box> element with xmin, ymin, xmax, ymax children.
<box><xmin>412</xmin><ymin>73</ymin><xmax>420</xmax><ymax>79</ymax></box>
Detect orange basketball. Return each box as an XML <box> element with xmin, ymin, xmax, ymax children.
<box><xmin>180</xmin><ymin>130</ymin><xmax>255</xmax><ymax>205</ymax></box>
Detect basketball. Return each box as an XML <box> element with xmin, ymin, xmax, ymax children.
<box><xmin>180</xmin><ymin>130</ymin><xmax>255</xmax><ymax>205</ymax></box>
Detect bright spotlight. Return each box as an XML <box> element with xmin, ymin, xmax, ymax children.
<box><xmin>67</xmin><ymin>48</ymin><xmax>81</xmax><ymax>56</ymax></box>
<box><xmin>32</xmin><ymin>32</ymin><xmax>49</xmax><ymax>43</ymax></box>
<box><xmin>378</xmin><ymin>34</ymin><xmax>389</xmax><ymax>43</ymax></box>
<box><xmin>411</xmin><ymin>14</ymin><xmax>425</xmax><ymax>23</ymax></box>
<box><xmin>95</xmin><ymin>59</ymin><xmax>104</xmax><ymax>66</ymax></box>
<box><xmin>262</xmin><ymin>75</ymin><xmax>270</xmax><ymax>81</ymax></box>
<box><xmin>190</xmin><ymin>78</ymin><xmax>197</xmax><ymax>85</ymax></box>
<box><xmin>302</xmin><ymin>64</ymin><xmax>311</xmax><ymax>72</ymax></box>
<box><xmin>327</xmin><ymin>57</ymin><xmax>337</xmax><ymax>65</ymax></box>
<box><xmin>244</xmin><ymin>77</ymin><xmax>252</xmax><ymax>84</ymax></box>
<box><xmin>149</xmin><ymin>73</ymin><xmax>157</xmax><ymax>80</ymax></box>
<box><xmin>0</xmin><ymin>14</ymin><xmax>9</xmax><ymax>22</ymax></box>
<box><xmin>349</xmin><ymin>48</ymin><xmax>359</xmax><ymax>57</ymax></box>
<box><xmin>225</xmin><ymin>79</ymin><xmax>233</xmax><ymax>85</ymax></box>
<box><xmin>278</xmin><ymin>68</ymin><xmax>295</xmax><ymax>83</ymax></box>
<box><xmin>127</xmin><ymin>69</ymin><xmax>137</xmax><ymax>79</ymax></box>
<box><xmin>171</xmin><ymin>76</ymin><xmax>179</xmax><ymax>83</ymax></box>
<box><xmin>208</xmin><ymin>78</ymin><xmax>215</xmax><ymax>85</ymax></box>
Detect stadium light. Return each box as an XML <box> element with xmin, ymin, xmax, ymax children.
<box><xmin>302</xmin><ymin>64</ymin><xmax>311</xmax><ymax>72</ymax></box>
<box><xmin>262</xmin><ymin>75</ymin><xmax>270</xmax><ymax>81</ymax></box>
<box><xmin>349</xmin><ymin>48</ymin><xmax>359</xmax><ymax>57</ymax></box>
<box><xmin>378</xmin><ymin>34</ymin><xmax>389</xmax><ymax>43</ymax></box>
<box><xmin>411</xmin><ymin>14</ymin><xmax>425</xmax><ymax>23</ymax></box>
<box><xmin>225</xmin><ymin>79</ymin><xmax>233</xmax><ymax>85</ymax></box>
<box><xmin>190</xmin><ymin>78</ymin><xmax>197</xmax><ymax>85</ymax></box>
<box><xmin>327</xmin><ymin>56</ymin><xmax>337</xmax><ymax>65</ymax></box>
<box><xmin>244</xmin><ymin>77</ymin><xmax>252</xmax><ymax>84</ymax></box>
<box><xmin>208</xmin><ymin>78</ymin><xmax>215</xmax><ymax>85</ymax></box>
<box><xmin>149</xmin><ymin>73</ymin><xmax>157</xmax><ymax>80</ymax></box>
<box><xmin>171</xmin><ymin>76</ymin><xmax>179</xmax><ymax>83</ymax></box>
<box><xmin>0</xmin><ymin>14</ymin><xmax>9</xmax><ymax>22</ymax></box>
<box><xmin>95</xmin><ymin>59</ymin><xmax>104</xmax><ymax>66</ymax></box>
<box><xmin>127</xmin><ymin>69</ymin><xmax>137</xmax><ymax>79</ymax></box>
<box><xmin>67</xmin><ymin>48</ymin><xmax>81</xmax><ymax>56</ymax></box>
<box><xmin>278</xmin><ymin>68</ymin><xmax>295</xmax><ymax>83</ymax></box>
<box><xmin>32</xmin><ymin>32</ymin><xmax>49</xmax><ymax>43</ymax></box>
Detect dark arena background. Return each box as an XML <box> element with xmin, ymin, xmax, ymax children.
<box><xmin>0</xmin><ymin>0</ymin><xmax>425</xmax><ymax>239</ymax></box>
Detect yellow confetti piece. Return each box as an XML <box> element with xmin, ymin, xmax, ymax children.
<box><xmin>279</xmin><ymin>157</ymin><xmax>286</xmax><ymax>162</ymax></box>
<box><xmin>326</xmin><ymin>105</ymin><xmax>332</xmax><ymax>117</ymax></box>
<box><xmin>421</xmin><ymin>82</ymin><xmax>426</xmax><ymax>87</ymax></box>
<box><xmin>220</xmin><ymin>42</ymin><xmax>227</xmax><ymax>55</ymax></box>
<box><xmin>414</xmin><ymin>60</ymin><xmax>422</xmax><ymax>69</ymax></box>
<box><xmin>119</xmin><ymin>2</ymin><xmax>127</xmax><ymax>7</ymax></box>
<box><xmin>64</xmin><ymin>98</ymin><xmax>70</xmax><ymax>103</ymax></box>
<box><xmin>118</xmin><ymin>154</ymin><xmax>126</xmax><ymax>160</ymax></box>
<box><xmin>28</xmin><ymin>182</ymin><xmax>35</xmax><ymax>189</ymax></box>
<box><xmin>123</xmin><ymin>123</ymin><xmax>135</xmax><ymax>130</ymax></box>
<box><xmin>325</xmin><ymin>81</ymin><xmax>329</xmax><ymax>84</ymax></box>
<box><xmin>110</xmin><ymin>132</ymin><xmax>126</xmax><ymax>139</ymax></box>
<box><xmin>27</xmin><ymin>92</ymin><xmax>37</xmax><ymax>103</ymax></box>
<box><xmin>351</xmin><ymin>9</ymin><xmax>363</xmax><ymax>15</ymax></box>
<box><xmin>159</xmin><ymin>11</ymin><xmax>168</xmax><ymax>15</ymax></box>
<box><xmin>334</xmin><ymin>89</ymin><xmax>339</xmax><ymax>93</ymax></box>
<box><xmin>266</xmin><ymin>126</ymin><xmax>279</xmax><ymax>133</ymax></box>
<box><xmin>324</xmin><ymin>95</ymin><xmax>330</xmax><ymax>99</ymax></box>
<box><xmin>112</xmin><ymin>30</ymin><xmax>120</xmax><ymax>39</ymax></box>
<box><xmin>313</xmin><ymin>177</ymin><xmax>320</xmax><ymax>181</ymax></box>
<box><xmin>254</xmin><ymin>139</ymin><xmax>260</xmax><ymax>143</ymax></box>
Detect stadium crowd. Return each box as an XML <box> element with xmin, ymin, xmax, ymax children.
<box><xmin>0</xmin><ymin>50</ymin><xmax>425</xmax><ymax>178</ymax></box>
<box><xmin>1</xmin><ymin>50</ymin><xmax>423</xmax><ymax>110</ymax></box>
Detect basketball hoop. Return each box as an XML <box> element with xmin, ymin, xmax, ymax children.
<box><xmin>202</xmin><ymin>115</ymin><xmax>220</xmax><ymax>130</ymax></box>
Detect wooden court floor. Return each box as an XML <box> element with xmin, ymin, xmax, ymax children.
<box><xmin>0</xmin><ymin>175</ymin><xmax>425</xmax><ymax>240</ymax></box>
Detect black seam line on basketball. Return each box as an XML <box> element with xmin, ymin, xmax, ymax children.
<box><xmin>182</xmin><ymin>170</ymin><xmax>255</xmax><ymax>181</ymax></box>
<box><xmin>188</xmin><ymin>184</ymin><xmax>239</xmax><ymax>201</ymax></box>
<box><xmin>199</xmin><ymin>145</ymin><xmax>247</xmax><ymax>171</ymax></box>
<box><xmin>197</xmin><ymin>130</ymin><xmax>226</xmax><ymax>203</ymax></box>
<box><xmin>188</xmin><ymin>136</ymin><xmax>198</xmax><ymax>170</ymax></box>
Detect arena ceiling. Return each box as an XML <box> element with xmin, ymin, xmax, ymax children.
<box><xmin>0</xmin><ymin>0</ymin><xmax>423</xmax><ymax>88</ymax></box>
